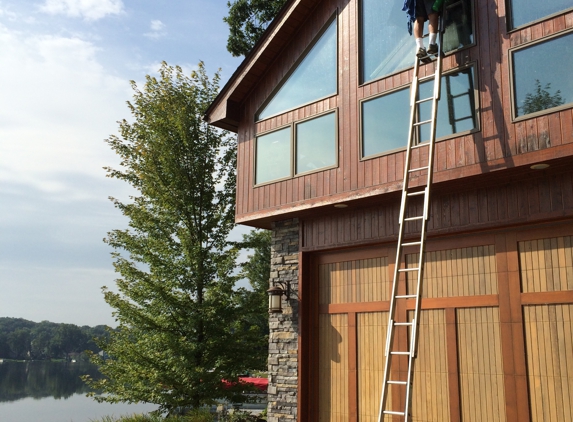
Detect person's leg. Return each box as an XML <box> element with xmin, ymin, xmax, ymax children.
<box><xmin>427</xmin><ymin>12</ymin><xmax>439</xmax><ymax>54</ymax></box>
<box><xmin>414</xmin><ymin>17</ymin><xmax>425</xmax><ymax>56</ymax></box>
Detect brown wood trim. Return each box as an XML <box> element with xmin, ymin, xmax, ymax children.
<box><xmin>521</xmin><ymin>290</ymin><xmax>573</xmax><ymax>305</ymax></box>
<box><xmin>348</xmin><ymin>312</ymin><xmax>358</xmax><ymax>422</ymax></box>
<box><xmin>505</xmin><ymin>232</ymin><xmax>531</xmax><ymax>422</ymax></box>
<box><xmin>514</xmin><ymin>221</ymin><xmax>573</xmax><ymax>241</ymax></box>
<box><xmin>496</xmin><ymin>234</ymin><xmax>520</xmax><ymax>422</ymax></box>
<box><xmin>445</xmin><ymin>308</ymin><xmax>461</xmax><ymax>422</ymax></box>
<box><xmin>319</xmin><ymin>295</ymin><xmax>500</xmax><ymax>314</ymax></box>
<box><xmin>298</xmin><ymin>251</ymin><xmax>310</xmax><ymax>422</ymax></box>
<box><xmin>315</xmin><ymin>246</ymin><xmax>390</xmax><ymax>264</ymax></box>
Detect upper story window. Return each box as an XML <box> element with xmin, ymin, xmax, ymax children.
<box><xmin>361</xmin><ymin>66</ymin><xmax>478</xmax><ymax>158</ymax></box>
<box><xmin>256</xmin><ymin>16</ymin><xmax>338</xmax><ymax>121</ymax></box>
<box><xmin>511</xmin><ymin>30</ymin><xmax>573</xmax><ymax>119</ymax></box>
<box><xmin>509</xmin><ymin>0</ymin><xmax>573</xmax><ymax>29</ymax></box>
<box><xmin>360</xmin><ymin>0</ymin><xmax>474</xmax><ymax>83</ymax></box>
<box><xmin>255</xmin><ymin>111</ymin><xmax>338</xmax><ymax>185</ymax></box>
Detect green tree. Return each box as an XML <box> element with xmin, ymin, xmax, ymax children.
<box><xmin>224</xmin><ymin>0</ymin><xmax>287</xmax><ymax>57</ymax></box>
<box><xmin>7</xmin><ymin>329</ymin><xmax>31</xmax><ymax>359</ymax></box>
<box><xmin>520</xmin><ymin>79</ymin><xmax>564</xmax><ymax>116</ymax></box>
<box><xmin>84</xmin><ymin>62</ymin><xmax>263</xmax><ymax>412</ymax></box>
<box><xmin>236</xmin><ymin>229</ymin><xmax>271</xmax><ymax>370</ymax></box>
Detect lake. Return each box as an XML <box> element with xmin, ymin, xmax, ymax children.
<box><xmin>0</xmin><ymin>360</ymin><xmax>157</xmax><ymax>422</ymax></box>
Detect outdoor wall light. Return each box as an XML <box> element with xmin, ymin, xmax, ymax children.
<box><xmin>530</xmin><ymin>163</ymin><xmax>550</xmax><ymax>170</ymax></box>
<box><xmin>267</xmin><ymin>281</ymin><xmax>294</xmax><ymax>314</ymax></box>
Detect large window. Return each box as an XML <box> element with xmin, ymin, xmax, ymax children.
<box><xmin>361</xmin><ymin>67</ymin><xmax>478</xmax><ymax>158</ymax></box>
<box><xmin>511</xmin><ymin>31</ymin><xmax>573</xmax><ymax>119</ymax></box>
<box><xmin>256</xmin><ymin>17</ymin><xmax>337</xmax><ymax>121</ymax></box>
<box><xmin>509</xmin><ymin>0</ymin><xmax>572</xmax><ymax>29</ymax></box>
<box><xmin>360</xmin><ymin>0</ymin><xmax>474</xmax><ymax>83</ymax></box>
<box><xmin>255</xmin><ymin>111</ymin><xmax>337</xmax><ymax>185</ymax></box>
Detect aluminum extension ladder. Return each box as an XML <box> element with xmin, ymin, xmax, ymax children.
<box><xmin>377</xmin><ymin>17</ymin><xmax>445</xmax><ymax>422</ymax></box>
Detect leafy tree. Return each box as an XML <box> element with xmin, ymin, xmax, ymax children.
<box><xmin>520</xmin><ymin>79</ymin><xmax>564</xmax><ymax>116</ymax></box>
<box><xmin>84</xmin><ymin>62</ymin><xmax>263</xmax><ymax>412</ymax></box>
<box><xmin>237</xmin><ymin>229</ymin><xmax>271</xmax><ymax>346</ymax></box>
<box><xmin>224</xmin><ymin>0</ymin><xmax>287</xmax><ymax>57</ymax></box>
<box><xmin>7</xmin><ymin>329</ymin><xmax>31</xmax><ymax>359</ymax></box>
<box><xmin>54</xmin><ymin>324</ymin><xmax>89</xmax><ymax>359</ymax></box>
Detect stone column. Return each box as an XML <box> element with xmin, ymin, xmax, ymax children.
<box><xmin>267</xmin><ymin>218</ymin><xmax>299</xmax><ymax>422</ymax></box>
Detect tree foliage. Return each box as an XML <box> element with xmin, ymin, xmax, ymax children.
<box><xmin>520</xmin><ymin>79</ymin><xmax>564</xmax><ymax>116</ymax></box>
<box><xmin>224</xmin><ymin>0</ymin><xmax>287</xmax><ymax>57</ymax></box>
<box><xmin>85</xmin><ymin>62</ymin><xmax>264</xmax><ymax>412</ymax></box>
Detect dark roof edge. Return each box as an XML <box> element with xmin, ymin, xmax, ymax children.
<box><xmin>203</xmin><ymin>0</ymin><xmax>297</xmax><ymax>124</ymax></box>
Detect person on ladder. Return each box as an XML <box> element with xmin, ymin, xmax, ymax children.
<box><xmin>403</xmin><ymin>0</ymin><xmax>444</xmax><ymax>58</ymax></box>
<box><xmin>415</xmin><ymin>0</ymin><xmax>441</xmax><ymax>58</ymax></box>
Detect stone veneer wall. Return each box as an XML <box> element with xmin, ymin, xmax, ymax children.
<box><xmin>267</xmin><ymin>218</ymin><xmax>299</xmax><ymax>422</ymax></box>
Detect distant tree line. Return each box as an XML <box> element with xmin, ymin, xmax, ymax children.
<box><xmin>0</xmin><ymin>317</ymin><xmax>109</xmax><ymax>360</ymax></box>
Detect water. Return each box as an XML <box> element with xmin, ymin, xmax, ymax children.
<box><xmin>0</xmin><ymin>361</ymin><xmax>156</xmax><ymax>422</ymax></box>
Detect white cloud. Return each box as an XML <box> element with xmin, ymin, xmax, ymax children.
<box><xmin>40</xmin><ymin>0</ymin><xmax>124</xmax><ymax>20</ymax></box>
<box><xmin>144</xmin><ymin>19</ymin><xmax>166</xmax><ymax>39</ymax></box>
<box><xmin>0</xmin><ymin>23</ymin><xmax>131</xmax><ymax>194</ymax></box>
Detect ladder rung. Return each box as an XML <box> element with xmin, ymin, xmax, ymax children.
<box><xmin>384</xmin><ymin>410</ymin><xmax>406</xmax><ymax>416</ymax></box>
<box><xmin>404</xmin><ymin>215</ymin><xmax>423</xmax><ymax>221</ymax></box>
<box><xmin>413</xmin><ymin>119</ymin><xmax>432</xmax><ymax>127</ymax></box>
<box><xmin>407</xmin><ymin>190</ymin><xmax>426</xmax><ymax>196</ymax></box>
<box><xmin>408</xmin><ymin>166</ymin><xmax>429</xmax><ymax>173</ymax></box>
<box><xmin>390</xmin><ymin>351</ymin><xmax>410</xmax><ymax>355</ymax></box>
<box><xmin>410</xmin><ymin>142</ymin><xmax>428</xmax><ymax>149</ymax></box>
<box><xmin>396</xmin><ymin>294</ymin><xmax>417</xmax><ymax>299</ymax></box>
<box><xmin>394</xmin><ymin>322</ymin><xmax>413</xmax><ymax>326</ymax></box>
<box><xmin>388</xmin><ymin>380</ymin><xmax>408</xmax><ymax>385</ymax></box>
<box><xmin>402</xmin><ymin>241</ymin><xmax>422</xmax><ymax>247</ymax></box>
<box><xmin>415</xmin><ymin>96</ymin><xmax>433</xmax><ymax>104</ymax></box>
<box><xmin>399</xmin><ymin>267</ymin><xmax>420</xmax><ymax>272</ymax></box>
<box><xmin>418</xmin><ymin>75</ymin><xmax>435</xmax><ymax>83</ymax></box>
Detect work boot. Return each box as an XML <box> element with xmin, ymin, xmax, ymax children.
<box><xmin>416</xmin><ymin>47</ymin><xmax>427</xmax><ymax>58</ymax></box>
<box><xmin>427</xmin><ymin>43</ymin><xmax>438</xmax><ymax>55</ymax></box>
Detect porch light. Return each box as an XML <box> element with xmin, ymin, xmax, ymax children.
<box><xmin>267</xmin><ymin>281</ymin><xmax>292</xmax><ymax>314</ymax></box>
<box><xmin>530</xmin><ymin>163</ymin><xmax>549</xmax><ymax>170</ymax></box>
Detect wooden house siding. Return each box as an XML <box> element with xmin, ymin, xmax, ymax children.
<box><xmin>232</xmin><ymin>0</ymin><xmax>573</xmax><ymax>227</ymax></box>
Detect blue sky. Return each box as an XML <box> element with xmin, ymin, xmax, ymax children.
<box><xmin>0</xmin><ymin>0</ymin><xmax>247</xmax><ymax>326</ymax></box>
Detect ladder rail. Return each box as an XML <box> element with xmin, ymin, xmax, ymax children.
<box><xmin>378</xmin><ymin>12</ymin><xmax>445</xmax><ymax>422</ymax></box>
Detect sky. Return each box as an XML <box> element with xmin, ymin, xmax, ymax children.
<box><xmin>0</xmin><ymin>0</ymin><xmax>247</xmax><ymax>327</ymax></box>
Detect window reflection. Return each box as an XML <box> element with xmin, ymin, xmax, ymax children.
<box><xmin>512</xmin><ymin>32</ymin><xmax>573</xmax><ymax>118</ymax></box>
<box><xmin>361</xmin><ymin>0</ymin><xmax>474</xmax><ymax>83</ymax></box>
<box><xmin>362</xmin><ymin>66</ymin><xmax>478</xmax><ymax>158</ymax></box>
<box><xmin>296</xmin><ymin>112</ymin><xmax>337</xmax><ymax>174</ymax></box>
<box><xmin>257</xmin><ymin>18</ymin><xmax>337</xmax><ymax>121</ymax></box>
<box><xmin>510</xmin><ymin>0</ymin><xmax>572</xmax><ymax>29</ymax></box>
<box><xmin>255</xmin><ymin>127</ymin><xmax>291</xmax><ymax>184</ymax></box>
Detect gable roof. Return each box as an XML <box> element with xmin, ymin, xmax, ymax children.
<box><xmin>204</xmin><ymin>0</ymin><xmax>320</xmax><ymax>132</ymax></box>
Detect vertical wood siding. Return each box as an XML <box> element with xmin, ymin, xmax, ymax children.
<box><xmin>457</xmin><ymin>307</ymin><xmax>506</xmax><ymax>422</ymax></box>
<box><xmin>318</xmin><ymin>313</ymin><xmax>349</xmax><ymax>421</ymax></box>
<box><xmin>357</xmin><ymin>312</ymin><xmax>389</xmax><ymax>422</ymax></box>
<box><xmin>410</xmin><ymin>310</ymin><xmax>451</xmax><ymax>422</ymax></box>
<box><xmin>523</xmin><ymin>304</ymin><xmax>573</xmax><ymax>422</ymax></box>
<box><xmin>235</xmin><ymin>0</ymin><xmax>573</xmax><ymax>222</ymax></box>
<box><xmin>406</xmin><ymin>245</ymin><xmax>498</xmax><ymax>298</ymax></box>
<box><xmin>319</xmin><ymin>257</ymin><xmax>390</xmax><ymax>305</ymax></box>
<box><xmin>519</xmin><ymin>236</ymin><xmax>573</xmax><ymax>293</ymax></box>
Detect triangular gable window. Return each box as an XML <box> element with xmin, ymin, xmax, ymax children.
<box><xmin>257</xmin><ymin>17</ymin><xmax>337</xmax><ymax>121</ymax></box>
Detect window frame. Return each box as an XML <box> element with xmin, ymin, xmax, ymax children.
<box><xmin>506</xmin><ymin>0</ymin><xmax>573</xmax><ymax>32</ymax></box>
<box><xmin>254</xmin><ymin>12</ymin><xmax>339</xmax><ymax>123</ymax></box>
<box><xmin>358</xmin><ymin>0</ymin><xmax>477</xmax><ymax>86</ymax></box>
<box><xmin>509</xmin><ymin>28</ymin><xmax>573</xmax><ymax>122</ymax></box>
<box><xmin>359</xmin><ymin>63</ymin><xmax>481</xmax><ymax>161</ymax></box>
<box><xmin>253</xmin><ymin>109</ymin><xmax>339</xmax><ymax>187</ymax></box>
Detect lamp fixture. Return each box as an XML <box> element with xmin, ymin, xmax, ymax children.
<box><xmin>334</xmin><ymin>203</ymin><xmax>348</xmax><ymax>208</ymax></box>
<box><xmin>267</xmin><ymin>280</ymin><xmax>297</xmax><ymax>314</ymax></box>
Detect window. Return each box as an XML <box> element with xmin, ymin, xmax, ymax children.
<box><xmin>361</xmin><ymin>66</ymin><xmax>478</xmax><ymax>158</ymax></box>
<box><xmin>255</xmin><ymin>111</ymin><xmax>338</xmax><ymax>185</ymax></box>
<box><xmin>256</xmin><ymin>17</ymin><xmax>337</xmax><ymax>121</ymax></box>
<box><xmin>511</xmin><ymin>31</ymin><xmax>573</xmax><ymax>119</ymax></box>
<box><xmin>296</xmin><ymin>112</ymin><xmax>337</xmax><ymax>174</ymax></box>
<box><xmin>360</xmin><ymin>0</ymin><xmax>474</xmax><ymax>83</ymax></box>
<box><xmin>509</xmin><ymin>0</ymin><xmax>572</xmax><ymax>29</ymax></box>
<box><xmin>255</xmin><ymin>127</ymin><xmax>291</xmax><ymax>185</ymax></box>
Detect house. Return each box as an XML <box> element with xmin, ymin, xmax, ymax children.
<box><xmin>205</xmin><ymin>0</ymin><xmax>573</xmax><ymax>421</ymax></box>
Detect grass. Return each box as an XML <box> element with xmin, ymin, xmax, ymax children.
<box><xmin>90</xmin><ymin>410</ymin><xmax>213</xmax><ymax>422</ymax></box>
